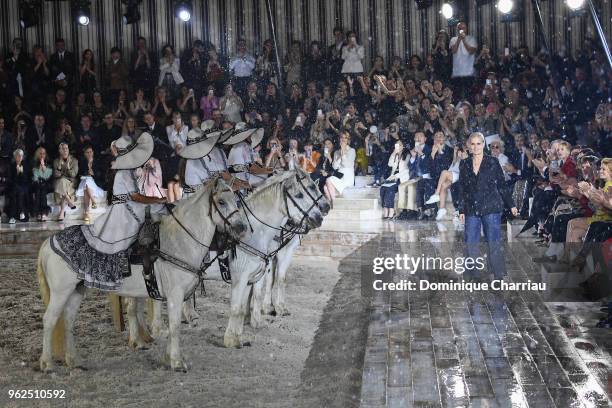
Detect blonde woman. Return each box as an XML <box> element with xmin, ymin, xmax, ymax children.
<box><xmin>122</xmin><ymin>116</ymin><xmax>142</xmax><ymax>141</ymax></box>
<box><xmin>53</xmin><ymin>142</ymin><xmax>79</xmax><ymax>221</ymax></box>
<box><xmin>31</xmin><ymin>147</ymin><xmax>53</xmax><ymax>221</ymax></box>
<box><xmin>324</xmin><ymin>131</ymin><xmax>356</xmax><ymax>207</ymax></box>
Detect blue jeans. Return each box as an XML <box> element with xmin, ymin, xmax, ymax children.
<box><xmin>464</xmin><ymin>213</ymin><xmax>506</xmax><ymax>279</ymax></box>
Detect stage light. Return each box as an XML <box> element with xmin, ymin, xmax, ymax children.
<box><xmin>20</xmin><ymin>1</ymin><xmax>41</xmax><ymax>28</ymax></box>
<box><xmin>175</xmin><ymin>1</ymin><xmax>192</xmax><ymax>22</ymax></box>
<box><xmin>566</xmin><ymin>0</ymin><xmax>585</xmax><ymax>10</ymax></box>
<box><xmin>497</xmin><ymin>0</ymin><xmax>514</xmax><ymax>14</ymax></box>
<box><xmin>73</xmin><ymin>0</ymin><xmax>91</xmax><ymax>26</ymax></box>
<box><xmin>123</xmin><ymin>0</ymin><xmax>142</xmax><ymax>24</ymax></box>
<box><xmin>441</xmin><ymin>3</ymin><xmax>454</xmax><ymax>19</ymax></box>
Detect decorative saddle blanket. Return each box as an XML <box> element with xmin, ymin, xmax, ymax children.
<box><xmin>50</xmin><ymin>225</ymin><xmax>130</xmax><ymax>291</ymax></box>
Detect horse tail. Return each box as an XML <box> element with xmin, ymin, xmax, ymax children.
<box><xmin>37</xmin><ymin>239</ymin><xmax>66</xmax><ymax>359</ymax></box>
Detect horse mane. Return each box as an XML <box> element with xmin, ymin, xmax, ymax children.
<box><xmin>169</xmin><ymin>177</ymin><xmax>216</xmax><ymax>217</ymax></box>
<box><xmin>246</xmin><ymin>171</ymin><xmax>296</xmax><ymax>203</ymax></box>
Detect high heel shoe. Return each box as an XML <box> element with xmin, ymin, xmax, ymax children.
<box><xmin>91</xmin><ymin>201</ymin><xmax>97</xmax><ymax>209</ymax></box>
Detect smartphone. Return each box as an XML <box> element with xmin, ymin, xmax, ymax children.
<box><xmin>317</xmin><ymin>109</ymin><xmax>323</xmax><ymax>118</ymax></box>
<box><xmin>486</xmin><ymin>79</ymin><xmax>492</xmax><ymax>86</ymax></box>
<box><xmin>504</xmin><ymin>48</ymin><xmax>510</xmax><ymax>56</ymax></box>
<box><xmin>271</xmin><ymin>143</ymin><xmax>278</xmax><ymax>149</ymax></box>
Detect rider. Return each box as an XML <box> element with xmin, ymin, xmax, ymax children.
<box><xmin>179</xmin><ymin>120</ymin><xmax>249</xmax><ymax>195</ymax></box>
<box><xmin>81</xmin><ymin>133</ymin><xmax>168</xmax><ymax>254</ymax></box>
<box><xmin>224</xmin><ymin>122</ymin><xmax>272</xmax><ymax>190</ymax></box>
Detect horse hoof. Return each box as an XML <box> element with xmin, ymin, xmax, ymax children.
<box><xmin>269</xmin><ymin>310</ymin><xmax>277</xmax><ymax>317</ymax></box>
<box><xmin>171</xmin><ymin>359</ymin><xmax>188</xmax><ymax>372</ymax></box>
<box><xmin>39</xmin><ymin>359</ymin><xmax>54</xmax><ymax>373</ymax></box>
<box><xmin>241</xmin><ymin>341</ymin><xmax>252</xmax><ymax>347</ymax></box>
<box><xmin>223</xmin><ymin>335</ymin><xmax>241</xmax><ymax>348</ymax></box>
<box><xmin>262</xmin><ymin>305</ymin><xmax>275</xmax><ymax>315</ymax></box>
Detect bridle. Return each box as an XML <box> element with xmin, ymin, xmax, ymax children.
<box><xmin>229</xmin><ymin>172</ymin><xmax>324</xmax><ymax>272</ymax></box>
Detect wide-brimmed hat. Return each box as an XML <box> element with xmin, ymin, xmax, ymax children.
<box><xmin>111</xmin><ymin>132</ymin><xmax>154</xmax><ymax>170</ymax></box>
<box><xmin>178</xmin><ymin>120</ymin><xmax>223</xmax><ymax>159</ymax></box>
<box><xmin>221</xmin><ymin>122</ymin><xmax>259</xmax><ymax>146</ymax></box>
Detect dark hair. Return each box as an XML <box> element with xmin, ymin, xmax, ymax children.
<box><xmin>137</xmin><ymin>36</ymin><xmax>146</xmax><ymax>42</ymax></box>
<box><xmin>110</xmin><ymin>47</ymin><xmax>121</xmax><ymax>54</ymax></box>
<box><xmin>333</xmin><ymin>26</ymin><xmax>343</xmax><ymax>35</ymax></box>
<box><xmin>55</xmin><ymin>38</ymin><xmax>65</xmax><ymax>44</ymax></box>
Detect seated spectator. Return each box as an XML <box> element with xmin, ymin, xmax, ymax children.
<box><xmin>53</xmin><ymin>142</ymin><xmax>78</xmax><ymax>221</ymax></box>
<box><xmin>76</xmin><ymin>114</ymin><xmax>97</xmax><ymax>153</ymax></box>
<box><xmin>284</xmin><ymin>138</ymin><xmax>301</xmax><ymax>169</ymax></box>
<box><xmin>426</xmin><ymin>145</ymin><xmax>468</xmax><ymax>221</ymax></box>
<box><xmin>129</xmin><ymin>88</ymin><xmax>151</xmax><ymax>126</ymax></box>
<box><xmin>380</xmin><ymin>139</ymin><xmax>409</xmax><ymax>220</ymax></box>
<box><xmin>31</xmin><ymin>147</ymin><xmax>53</xmax><ymax>222</ymax></box>
<box><xmin>341</xmin><ymin>32</ymin><xmax>365</xmax><ymax>76</ymax></box>
<box><xmin>122</xmin><ymin>116</ymin><xmax>142</xmax><ymax>141</ymax></box>
<box><xmin>90</xmin><ymin>91</ymin><xmax>107</xmax><ymax>127</ymax></box>
<box><xmin>6</xmin><ymin>148</ymin><xmax>30</xmax><ymax>223</ymax></box>
<box><xmin>26</xmin><ymin>114</ymin><xmax>53</xmax><ymax>160</ymax></box>
<box><xmin>158</xmin><ymin>45</ymin><xmax>184</xmax><ymax>98</ymax></box>
<box><xmin>311</xmin><ymin>138</ymin><xmax>335</xmax><ymax>193</ymax></box>
<box><xmin>200</xmin><ymin>85</ymin><xmax>220</xmax><ymax>120</ymax></box>
<box><xmin>152</xmin><ymin>86</ymin><xmax>173</xmax><ymax>127</ymax></box>
<box><xmin>0</xmin><ymin>117</ymin><xmax>14</xmax><ymax>159</ymax></box>
<box><xmin>264</xmin><ymin>137</ymin><xmax>286</xmax><ymax>169</ymax></box>
<box><xmin>299</xmin><ymin>141</ymin><xmax>320</xmax><ymax>174</ymax></box>
<box><xmin>177</xmin><ymin>85</ymin><xmax>198</xmax><ymax>120</ymax></box>
<box><xmin>220</xmin><ymin>83</ymin><xmax>243</xmax><ymax>124</ymax></box>
<box><xmin>325</xmin><ymin>131</ymin><xmax>356</xmax><ymax>207</ymax></box>
<box><xmin>76</xmin><ymin>145</ymin><xmax>106</xmax><ymax>223</ymax></box>
<box><xmin>409</xmin><ymin>131</ymin><xmax>434</xmax><ymax>219</ymax></box>
<box><xmin>54</xmin><ymin>118</ymin><xmax>77</xmax><ymax>156</ymax></box>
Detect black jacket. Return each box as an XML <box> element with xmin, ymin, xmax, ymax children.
<box><xmin>458</xmin><ymin>155</ymin><xmax>514</xmax><ymax>216</ymax></box>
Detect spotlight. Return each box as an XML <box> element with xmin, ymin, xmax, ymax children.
<box><xmin>73</xmin><ymin>0</ymin><xmax>91</xmax><ymax>26</ymax></box>
<box><xmin>566</xmin><ymin>0</ymin><xmax>585</xmax><ymax>10</ymax></box>
<box><xmin>20</xmin><ymin>0</ymin><xmax>41</xmax><ymax>28</ymax></box>
<box><xmin>497</xmin><ymin>0</ymin><xmax>514</xmax><ymax>14</ymax></box>
<box><xmin>441</xmin><ymin>3</ymin><xmax>454</xmax><ymax>19</ymax></box>
<box><xmin>175</xmin><ymin>1</ymin><xmax>192</xmax><ymax>22</ymax></box>
<box><xmin>123</xmin><ymin>0</ymin><xmax>142</xmax><ymax>24</ymax></box>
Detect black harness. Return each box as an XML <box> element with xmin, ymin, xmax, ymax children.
<box><xmin>141</xmin><ymin>183</ymin><xmax>239</xmax><ymax>301</ymax></box>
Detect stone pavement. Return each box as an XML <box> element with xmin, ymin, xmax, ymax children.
<box><xmin>359</xmin><ymin>223</ymin><xmax>611</xmax><ymax>408</ymax></box>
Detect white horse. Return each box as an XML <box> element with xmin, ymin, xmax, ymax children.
<box><xmin>37</xmin><ymin>178</ymin><xmax>248</xmax><ymax>372</ymax></box>
<box><xmin>251</xmin><ymin>169</ymin><xmax>330</xmax><ymax>322</ymax></box>
<box><xmin>224</xmin><ymin>169</ymin><xmax>328</xmax><ymax>347</ymax></box>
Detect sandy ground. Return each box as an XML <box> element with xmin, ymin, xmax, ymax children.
<box><xmin>0</xmin><ymin>256</ymin><xmax>340</xmax><ymax>408</ymax></box>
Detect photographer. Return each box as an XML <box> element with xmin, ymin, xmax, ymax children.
<box><xmin>449</xmin><ymin>22</ymin><xmax>478</xmax><ymax>101</ymax></box>
<box><xmin>290</xmin><ymin>113</ymin><xmax>308</xmax><ymax>145</ymax></box>
<box><xmin>265</xmin><ymin>137</ymin><xmax>286</xmax><ymax>169</ymax></box>
<box><xmin>312</xmin><ymin>138</ymin><xmax>335</xmax><ymax>193</ymax></box>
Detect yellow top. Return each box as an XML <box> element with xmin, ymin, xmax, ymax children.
<box><xmin>589</xmin><ymin>180</ymin><xmax>612</xmax><ymax>224</ymax></box>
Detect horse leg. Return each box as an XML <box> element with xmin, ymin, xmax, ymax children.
<box><xmin>126</xmin><ymin>298</ymin><xmax>149</xmax><ymax>350</ymax></box>
<box><xmin>273</xmin><ymin>247</ymin><xmax>295</xmax><ymax>316</ymax></box>
<box><xmin>250</xmin><ymin>273</ymin><xmax>267</xmax><ymax>329</ymax></box>
<box><xmin>136</xmin><ymin>298</ymin><xmax>154</xmax><ymax>344</ymax></box>
<box><xmin>150</xmin><ymin>300</ymin><xmax>167</xmax><ymax>339</ymax></box>
<box><xmin>63</xmin><ymin>287</ymin><xmax>85</xmax><ymax>369</ymax></box>
<box><xmin>166</xmin><ymin>291</ymin><xmax>187</xmax><ymax>372</ymax></box>
<box><xmin>40</xmin><ymin>287</ymin><xmax>73</xmax><ymax>373</ymax></box>
<box><xmin>181</xmin><ymin>297</ymin><xmax>200</xmax><ymax>327</ymax></box>
<box><xmin>262</xmin><ymin>261</ymin><xmax>275</xmax><ymax>315</ymax></box>
<box><xmin>224</xmin><ymin>277</ymin><xmax>249</xmax><ymax>348</ymax></box>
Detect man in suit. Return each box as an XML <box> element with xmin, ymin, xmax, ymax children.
<box><xmin>327</xmin><ymin>27</ymin><xmax>345</xmax><ymax>85</ymax></box>
<box><xmin>25</xmin><ymin>114</ymin><xmax>53</xmax><ymax>159</ymax></box>
<box><xmin>48</xmin><ymin>38</ymin><xmax>75</xmax><ymax>99</ymax></box>
<box><xmin>409</xmin><ymin>131</ymin><xmax>435</xmax><ymax>219</ymax></box>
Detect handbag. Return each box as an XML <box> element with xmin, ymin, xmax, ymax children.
<box><xmin>332</xmin><ymin>169</ymin><xmax>344</xmax><ymax>179</ymax></box>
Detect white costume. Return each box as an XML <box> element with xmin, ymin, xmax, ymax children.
<box><xmin>228</xmin><ymin>141</ymin><xmax>266</xmax><ymax>187</ymax></box>
<box><xmin>82</xmin><ymin>169</ymin><xmax>165</xmax><ymax>254</ymax></box>
<box><xmin>184</xmin><ymin>147</ymin><xmax>228</xmax><ymax>192</ymax></box>
<box><xmin>328</xmin><ymin>147</ymin><xmax>356</xmax><ymax>194</ymax></box>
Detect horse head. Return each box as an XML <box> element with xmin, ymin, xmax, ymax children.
<box><xmin>293</xmin><ymin>166</ymin><xmax>331</xmax><ymax>216</ymax></box>
<box><xmin>281</xmin><ymin>170</ymin><xmax>325</xmax><ymax>229</ymax></box>
<box><xmin>210</xmin><ymin>177</ymin><xmax>249</xmax><ymax>239</ymax></box>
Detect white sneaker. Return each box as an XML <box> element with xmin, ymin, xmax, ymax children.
<box><xmin>436</xmin><ymin>208</ymin><xmax>447</xmax><ymax>221</ymax></box>
<box><xmin>425</xmin><ymin>194</ymin><xmax>440</xmax><ymax>205</ymax></box>
<box><xmin>8</xmin><ymin>218</ymin><xmax>16</xmax><ymax>224</ymax></box>
<box><xmin>19</xmin><ymin>212</ymin><xmax>25</xmax><ymax>220</ymax></box>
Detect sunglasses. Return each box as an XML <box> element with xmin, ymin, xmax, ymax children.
<box><xmin>491</xmin><ymin>145</ymin><xmax>500</xmax><ymax>149</ymax></box>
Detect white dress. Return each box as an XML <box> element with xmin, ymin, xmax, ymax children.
<box><xmin>76</xmin><ymin>174</ymin><xmax>105</xmax><ymax>199</ymax></box>
<box><xmin>82</xmin><ymin>169</ymin><xmax>165</xmax><ymax>254</ymax></box>
<box><xmin>328</xmin><ymin>147</ymin><xmax>356</xmax><ymax>194</ymax></box>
